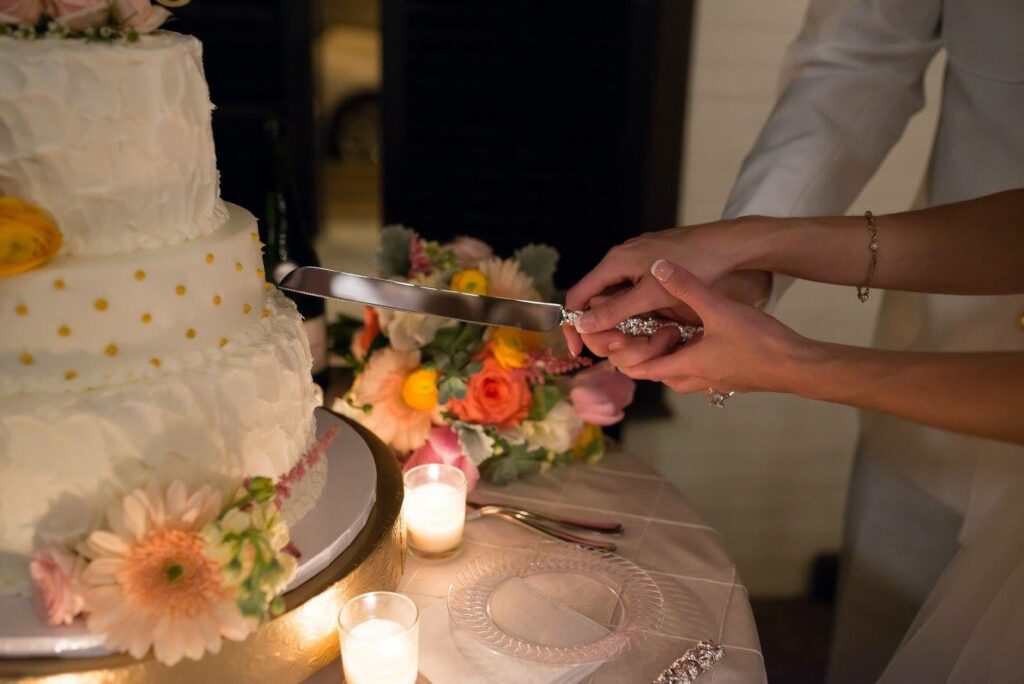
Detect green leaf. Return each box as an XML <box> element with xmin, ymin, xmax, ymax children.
<box><xmin>514</xmin><ymin>244</ymin><xmax>560</xmax><ymax>300</ymax></box>
<box><xmin>438</xmin><ymin>376</ymin><xmax>468</xmax><ymax>404</ymax></box>
<box><xmin>464</xmin><ymin>360</ymin><xmax>483</xmax><ymax>376</ymax></box>
<box><xmin>527</xmin><ymin>384</ymin><xmax>563</xmax><ymax>421</ymax></box>
<box><xmin>378</xmin><ymin>225</ymin><xmax>415</xmax><ymax>277</ymax></box>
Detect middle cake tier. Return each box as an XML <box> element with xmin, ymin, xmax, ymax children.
<box><xmin>0</xmin><ymin>204</ymin><xmax>270</xmax><ymax>394</ymax></box>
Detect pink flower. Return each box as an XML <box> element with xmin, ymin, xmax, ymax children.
<box><xmin>0</xmin><ymin>0</ymin><xmax>42</xmax><ymax>26</ymax></box>
<box><xmin>30</xmin><ymin>546</ymin><xmax>85</xmax><ymax>626</ymax></box>
<box><xmin>43</xmin><ymin>0</ymin><xmax>109</xmax><ymax>31</ymax></box>
<box><xmin>449</xmin><ymin>236</ymin><xmax>493</xmax><ymax>268</ymax></box>
<box><xmin>570</xmin><ymin>361</ymin><xmax>635</xmax><ymax>426</ymax></box>
<box><xmin>78</xmin><ymin>481</ymin><xmax>257</xmax><ymax>666</ymax></box>
<box><xmin>335</xmin><ymin>347</ymin><xmax>441</xmax><ymax>452</ymax></box>
<box><xmin>403</xmin><ymin>426</ymin><xmax>480</xmax><ymax>490</ymax></box>
<box><xmin>111</xmin><ymin>0</ymin><xmax>170</xmax><ymax>33</ymax></box>
<box><xmin>408</xmin><ymin>235</ymin><xmax>432</xmax><ymax>278</ymax></box>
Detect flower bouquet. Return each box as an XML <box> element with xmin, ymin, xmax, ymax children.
<box><xmin>331</xmin><ymin>227</ymin><xmax>635</xmax><ymax>489</ymax></box>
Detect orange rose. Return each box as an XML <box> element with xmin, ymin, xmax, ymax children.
<box><xmin>448</xmin><ymin>358</ymin><xmax>532</xmax><ymax>429</ymax></box>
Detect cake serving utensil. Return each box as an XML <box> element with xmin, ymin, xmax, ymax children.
<box><xmin>465</xmin><ymin>506</ymin><xmax>618</xmax><ymax>552</ymax></box>
<box><xmin>466</xmin><ymin>501</ymin><xmax>624</xmax><ymax>535</ymax></box>
<box><xmin>280</xmin><ymin>266</ymin><xmax>702</xmax><ymax>338</ymax></box>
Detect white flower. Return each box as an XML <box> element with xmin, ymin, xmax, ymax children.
<box><xmin>520</xmin><ymin>401</ymin><xmax>584</xmax><ymax>454</ymax></box>
<box><xmin>377</xmin><ymin>308</ymin><xmax>455</xmax><ymax>350</ymax></box>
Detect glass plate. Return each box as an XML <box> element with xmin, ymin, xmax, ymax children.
<box><xmin>447</xmin><ymin>542</ymin><xmax>664</xmax><ymax>665</ymax></box>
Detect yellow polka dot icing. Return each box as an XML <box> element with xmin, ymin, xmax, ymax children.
<box><xmin>235</xmin><ymin>261</ymin><xmax>244</xmax><ymax>272</ymax></box>
<box><xmin>261</xmin><ymin>308</ymin><xmax>271</xmax><ymax>319</ymax></box>
<box><xmin>134</xmin><ymin>270</ymin><xmax>146</xmax><ymax>281</ymax></box>
<box><xmin>64</xmin><ymin>370</ymin><xmax>77</xmax><ymax>381</ymax></box>
<box><xmin>219</xmin><ymin>337</ymin><xmax>228</xmax><ymax>348</ymax></box>
<box><xmin>19</xmin><ymin>352</ymin><xmax>33</xmax><ymax>365</ymax></box>
<box><xmin>205</xmin><ymin>253</ymin><xmax>215</xmax><ymax>264</ymax></box>
<box><xmin>212</xmin><ymin>295</ymin><xmax>222</xmax><ymax>306</ymax></box>
<box><xmin>175</xmin><ymin>284</ymin><xmax>187</xmax><ymax>296</ymax></box>
<box><xmin>186</xmin><ymin>328</ymin><xmax>196</xmax><ymax>339</ymax></box>
<box><xmin>243</xmin><ymin>303</ymin><xmax>252</xmax><ymax>314</ymax></box>
<box><xmin>58</xmin><ymin>324</ymin><xmax>71</xmax><ymax>337</ymax></box>
<box><xmin>140</xmin><ymin>312</ymin><xmax>152</xmax><ymax>324</ymax></box>
<box><xmin>149</xmin><ymin>357</ymin><xmax>161</xmax><ymax>368</ymax></box>
<box><xmin>104</xmin><ymin>344</ymin><xmax>118</xmax><ymax>357</ymax></box>
<box><xmin>53</xmin><ymin>278</ymin><xmax>65</xmax><ymax>290</ymax></box>
<box><xmin>15</xmin><ymin>303</ymin><xmax>27</xmax><ymax>316</ymax></box>
<box><xmin>94</xmin><ymin>298</ymin><xmax>108</xmax><ymax>311</ymax></box>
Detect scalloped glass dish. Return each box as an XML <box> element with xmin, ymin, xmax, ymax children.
<box><xmin>447</xmin><ymin>542</ymin><xmax>664</xmax><ymax>666</ymax></box>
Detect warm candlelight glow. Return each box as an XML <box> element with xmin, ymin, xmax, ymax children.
<box><xmin>338</xmin><ymin>592</ymin><xmax>419</xmax><ymax>684</ymax></box>
<box><xmin>403</xmin><ymin>463</ymin><xmax>467</xmax><ymax>559</ymax></box>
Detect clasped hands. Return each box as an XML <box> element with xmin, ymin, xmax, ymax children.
<box><xmin>562</xmin><ymin>220</ymin><xmax>808</xmax><ymax>397</ymax></box>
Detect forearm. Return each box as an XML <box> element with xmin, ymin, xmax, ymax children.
<box><xmin>775</xmin><ymin>342</ymin><xmax>1024</xmax><ymax>445</ymax></box>
<box><xmin>737</xmin><ymin>190</ymin><xmax>1024</xmax><ymax>294</ymax></box>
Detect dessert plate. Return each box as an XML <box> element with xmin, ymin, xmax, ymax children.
<box><xmin>447</xmin><ymin>542</ymin><xmax>664</xmax><ymax>666</ymax></box>
<box><xmin>0</xmin><ymin>408</ymin><xmax>376</xmax><ymax>658</ymax></box>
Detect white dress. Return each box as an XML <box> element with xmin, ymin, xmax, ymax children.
<box><xmin>722</xmin><ymin>0</ymin><xmax>1024</xmax><ymax>681</ymax></box>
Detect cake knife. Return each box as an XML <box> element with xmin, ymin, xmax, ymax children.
<box><xmin>279</xmin><ymin>266</ymin><xmax>702</xmax><ymax>338</ymax></box>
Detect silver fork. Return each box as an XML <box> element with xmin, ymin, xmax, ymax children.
<box><xmin>465</xmin><ymin>507</ymin><xmax>618</xmax><ymax>552</ymax></box>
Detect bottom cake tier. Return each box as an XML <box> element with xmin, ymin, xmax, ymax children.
<box><xmin>0</xmin><ymin>414</ymin><xmax>404</xmax><ymax>684</ymax></box>
<box><xmin>0</xmin><ymin>291</ymin><xmax>319</xmax><ymax>593</ymax></box>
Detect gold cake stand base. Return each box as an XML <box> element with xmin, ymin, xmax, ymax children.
<box><xmin>0</xmin><ymin>416</ymin><xmax>405</xmax><ymax>684</ymax></box>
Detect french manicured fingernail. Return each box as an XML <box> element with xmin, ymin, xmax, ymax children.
<box><xmin>651</xmin><ymin>259</ymin><xmax>673</xmax><ymax>282</ymax></box>
<box><xmin>576</xmin><ymin>312</ymin><xmax>597</xmax><ymax>333</ymax></box>
<box><xmin>607</xmin><ymin>340</ymin><xmax>623</xmax><ymax>352</ymax></box>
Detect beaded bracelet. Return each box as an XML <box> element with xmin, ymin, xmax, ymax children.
<box><xmin>856</xmin><ymin>210</ymin><xmax>879</xmax><ymax>302</ymax></box>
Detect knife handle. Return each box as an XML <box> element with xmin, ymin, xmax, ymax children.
<box><xmin>562</xmin><ymin>311</ymin><xmax>702</xmax><ymax>341</ymax></box>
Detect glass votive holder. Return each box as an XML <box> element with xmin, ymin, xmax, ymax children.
<box><xmin>402</xmin><ymin>463</ymin><xmax>468</xmax><ymax>560</ymax></box>
<box><xmin>338</xmin><ymin>591</ymin><xmax>419</xmax><ymax>684</ymax></box>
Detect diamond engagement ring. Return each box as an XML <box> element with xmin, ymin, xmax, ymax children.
<box><xmin>707</xmin><ymin>388</ymin><xmax>734</xmax><ymax>408</ymax></box>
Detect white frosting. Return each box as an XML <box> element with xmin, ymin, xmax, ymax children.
<box><xmin>0</xmin><ymin>203</ymin><xmax>269</xmax><ymax>393</ymax></box>
<box><xmin>0</xmin><ymin>32</ymin><xmax>225</xmax><ymax>256</ymax></box>
<box><xmin>0</xmin><ymin>292</ymin><xmax>318</xmax><ymax>592</ymax></box>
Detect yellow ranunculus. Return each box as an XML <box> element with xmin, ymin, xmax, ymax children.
<box><xmin>450</xmin><ymin>268</ymin><xmax>489</xmax><ymax>295</ymax></box>
<box><xmin>490</xmin><ymin>327</ymin><xmax>542</xmax><ymax>369</ymax></box>
<box><xmin>0</xmin><ymin>197</ymin><xmax>62</xmax><ymax>277</ymax></box>
<box><xmin>401</xmin><ymin>367</ymin><xmax>439</xmax><ymax>411</ymax></box>
<box><xmin>572</xmin><ymin>423</ymin><xmax>604</xmax><ymax>461</ymax></box>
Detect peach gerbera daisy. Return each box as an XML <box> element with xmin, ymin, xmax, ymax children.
<box><xmin>480</xmin><ymin>257</ymin><xmax>541</xmax><ymax>301</ymax></box>
<box><xmin>339</xmin><ymin>347</ymin><xmax>441</xmax><ymax>452</ymax></box>
<box><xmin>78</xmin><ymin>481</ymin><xmax>254</xmax><ymax>666</ymax></box>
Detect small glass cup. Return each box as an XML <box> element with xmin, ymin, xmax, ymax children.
<box><xmin>338</xmin><ymin>591</ymin><xmax>419</xmax><ymax>684</ymax></box>
<box><xmin>402</xmin><ymin>463</ymin><xmax>468</xmax><ymax>559</ymax></box>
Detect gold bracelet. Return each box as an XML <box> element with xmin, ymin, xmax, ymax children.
<box><xmin>856</xmin><ymin>210</ymin><xmax>878</xmax><ymax>302</ymax></box>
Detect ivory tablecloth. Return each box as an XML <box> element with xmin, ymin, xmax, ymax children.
<box><xmin>308</xmin><ymin>447</ymin><xmax>767</xmax><ymax>683</ymax></box>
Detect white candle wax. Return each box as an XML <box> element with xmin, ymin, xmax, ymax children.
<box><xmin>341</xmin><ymin>618</ymin><xmax>418</xmax><ymax>684</ymax></box>
<box><xmin>404</xmin><ymin>481</ymin><xmax>465</xmax><ymax>554</ymax></box>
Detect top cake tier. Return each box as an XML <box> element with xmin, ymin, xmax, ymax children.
<box><xmin>0</xmin><ymin>32</ymin><xmax>226</xmax><ymax>257</ymax></box>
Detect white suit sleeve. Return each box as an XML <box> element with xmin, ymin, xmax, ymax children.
<box><xmin>721</xmin><ymin>0</ymin><xmax>942</xmax><ymax>306</ymax></box>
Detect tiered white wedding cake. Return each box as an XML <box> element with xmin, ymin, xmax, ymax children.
<box><xmin>0</xmin><ymin>33</ymin><xmax>320</xmax><ymax>594</ymax></box>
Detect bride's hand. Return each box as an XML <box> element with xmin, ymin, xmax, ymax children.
<box><xmin>606</xmin><ymin>260</ymin><xmax>808</xmax><ymax>396</ymax></box>
<box><xmin>562</xmin><ymin>218</ymin><xmax>772</xmax><ymax>356</ymax></box>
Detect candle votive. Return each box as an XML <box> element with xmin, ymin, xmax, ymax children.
<box><xmin>338</xmin><ymin>592</ymin><xmax>419</xmax><ymax>684</ymax></box>
<box><xmin>402</xmin><ymin>463</ymin><xmax>467</xmax><ymax>559</ymax></box>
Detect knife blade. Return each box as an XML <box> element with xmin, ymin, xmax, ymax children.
<box><xmin>279</xmin><ymin>266</ymin><xmax>702</xmax><ymax>339</ymax></box>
